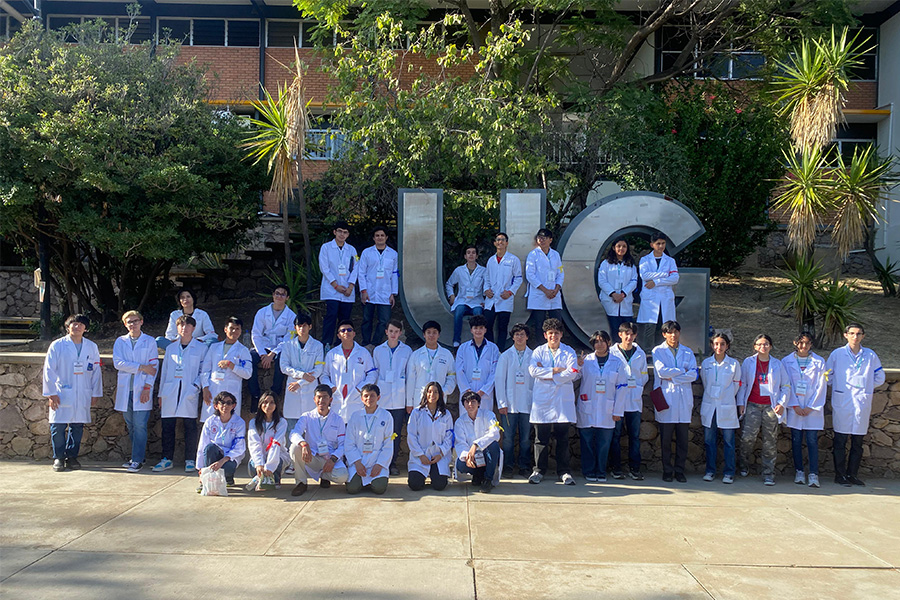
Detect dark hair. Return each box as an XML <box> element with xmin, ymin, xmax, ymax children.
<box><xmin>294</xmin><ymin>313</ymin><xmax>312</xmax><ymax>327</ymax></box>
<box><xmin>844</xmin><ymin>323</ymin><xmax>865</xmax><ymax>334</ymax></box>
<box><xmin>753</xmin><ymin>333</ymin><xmax>773</xmax><ymax>348</ymax></box>
<box><xmin>543</xmin><ymin>318</ymin><xmax>564</xmax><ymax>333</ymax></box>
<box><xmin>535</xmin><ymin>228</ymin><xmax>553</xmax><ymax>241</ymax></box>
<box><xmin>509</xmin><ymin>323</ymin><xmax>530</xmax><ymax>339</ymax></box>
<box><xmin>422</xmin><ymin>320</ymin><xmax>441</xmax><ymax>334</ymax></box>
<box><xmin>272</xmin><ymin>283</ymin><xmax>289</xmax><ymax>295</ymax></box>
<box><xmin>387</xmin><ymin>319</ymin><xmax>404</xmax><ymax>331</ymax></box>
<box><xmin>469</xmin><ymin>315</ymin><xmax>488</xmax><ymax>329</ymax></box>
<box><xmin>463</xmin><ymin>244</ymin><xmax>478</xmax><ymax>256</ymax></box>
<box><xmin>225</xmin><ymin>316</ymin><xmax>243</xmax><ymax>328</ymax></box>
<box><xmin>64</xmin><ymin>314</ymin><xmax>90</xmax><ymax>330</ymax></box>
<box><xmin>711</xmin><ymin>332</ymin><xmax>731</xmax><ymax>348</ymax></box>
<box><xmin>605</xmin><ymin>237</ymin><xmax>634</xmax><ymax>267</ymax></box>
<box><xmin>175</xmin><ymin>315</ymin><xmax>196</xmax><ymax>328</ymax></box>
<box><xmin>254</xmin><ymin>391</ymin><xmax>283</xmax><ymax>434</ymax></box>
<box><xmin>333</xmin><ymin>220</ymin><xmax>350</xmax><ymax>232</ymax></box>
<box><xmin>495</xmin><ymin>232</ymin><xmax>508</xmax><ymax>242</ymax></box>
<box><xmin>618</xmin><ymin>321</ymin><xmax>637</xmax><ymax>335</ymax></box>
<box><xmin>337</xmin><ymin>319</ymin><xmax>354</xmax><ymax>330</ymax></box>
<box><xmin>461</xmin><ymin>390</ymin><xmax>481</xmax><ymax>405</ymax></box>
<box><xmin>176</xmin><ymin>288</ymin><xmax>196</xmax><ymax>304</ymax></box>
<box><xmin>650</xmin><ymin>231</ymin><xmax>667</xmax><ymax>244</ymax></box>
<box><xmin>213</xmin><ymin>391</ymin><xmax>237</xmax><ymax>418</ymax></box>
<box><xmin>371</xmin><ymin>225</ymin><xmax>388</xmax><ymax>237</ymax></box>
<box><xmin>661</xmin><ymin>320</ymin><xmax>681</xmax><ymax>334</ymax></box>
<box><xmin>361</xmin><ymin>383</ymin><xmax>381</xmax><ymax>396</ymax></box>
<box><xmin>589</xmin><ymin>330</ymin><xmax>612</xmax><ymax>348</ymax></box>
<box><xmin>793</xmin><ymin>332</ymin><xmax>814</xmax><ymax>346</ymax></box>
<box><xmin>418</xmin><ymin>381</ymin><xmax>447</xmax><ymax>416</ymax></box>
<box><xmin>314</xmin><ymin>384</ymin><xmax>333</xmax><ymax>398</ymax></box>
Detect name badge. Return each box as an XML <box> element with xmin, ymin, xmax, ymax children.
<box><xmin>515</xmin><ymin>372</ymin><xmax>526</xmax><ymax>385</ymax></box>
<box><xmin>595</xmin><ymin>380</ymin><xmax>606</xmax><ymax>395</ymax></box>
<box><xmin>362</xmin><ymin>440</ymin><xmax>374</xmax><ymax>454</ymax></box>
<box><xmin>382</xmin><ymin>369</ymin><xmax>394</xmax><ymax>383</ymax></box>
<box><xmin>174</xmin><ymin>366</ymin><xmax>184</xmax><ymax>380</ymax></box>
<box><xmin>708</xmin><ymin>384</ymin><xmax>722</xmax><ymax>398</ymax></box>
<box><xmin>545</xmin><ymin>270</ymin><xmax>555</xmax><ymax>284</ymax></box>
<box><xmin>471</xmin><ymin>368</ymin><xmax>482</xmax><ymax>381</ymax></box>
<box><xmin>465</xmin><ymin>288</ymin><xmax>475</xmax><ymax>300</ymax></box>
<box><xmin>758</xmin><ymin>381</ymin><xmax>773</xmax><ymax>396</ymax></box>
<box><xmin>474</xmin><ymin>450</ymin><xmax>486</xmax><ymax>467</ymax></box>
<box><xmin>317</xmin><ymin>440</ymin><xmax>329</xmax><ymax>454</ymax></box>
<box><xmin>795</xmin><ymin>381</ymin><xmax>808</xmax><ymax>397</ymax></box>
<box><xmin>338</xmin><ymin>264</ymin><xmax>348</xmax><ymax>277</ymax></box>
<box><xmin>211</xmin><ymin>370</ymin><xmax>225</xmax><ymax>383</ymax></box>
<box><xmin>376</xmin><ymin>267</ymin><xmax>385</xmax><ymax>279</ymax></box>
<box><xmin>627</xmin><ymin>376</ymin><xmax>636</xmax><ymax>389</ymax></box>
<box><xmin>73</xmin><ymin>361</ymin><xmax>84</xmax><ymax>376</ymax></box>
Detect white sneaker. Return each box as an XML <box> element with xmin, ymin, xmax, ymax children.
<box><xmin>584</xmin><ymin>476</ymin><xmax>599</xmax><ymax>482</ymax></box>
<box><xmin>185</xmin><ymin>460</ymin><xmax>196</xmax><ymax>472</ymax></box>
<box><xmin>764</xmin><ymin>476</ymin><xmax>775</xmax><ymax>486</ymax></box>
<box><xmin>284</xmin><ymin>465</ymin><xmax>295</xmax><ymax>475</ymax></box>
<box><xmin>561</xmin><ymin>473</ymin><xmax>576</xmax><ymax>486</ymax></box>
<box><xmin>151</xmin><ymin>458</ymin><xmax>173</xmax><ymax>472</ymax></box>
<box><xmin>122</xmin><ymin>462</ymin><xmax>132</xmax><ymax>469</ymax></box>
<box><xmin>722</xmin><ymin>474</ymin><xmax>734</xmax><ymax>484</ymax></box>
<box><xmin>528</xmin><ymin>469</ymin><xmax>543</xmax><ymax>484</ymax></box>
<box><xmin>794</xmin><ymin>470</ymin><xmax>806</xmax><ymax>485</ymax></box>
<box><xmin>808</xmin><ymin>473</ymin><xmax>820</xmax><ymax>488</ymax></box>
<box><xmin>126</xmin><ymin>461</ymin><xmax>143</xmax><ymax>473</ymax></box>
<box><xmin>703</xmin><ymin>472</ymin><xmax>715</xmax><ymax>482</ymax></box>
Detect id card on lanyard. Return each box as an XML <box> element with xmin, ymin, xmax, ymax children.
<box><xmin>317</xmin><ymin>416</ymin><xmax>330</xmax><ymax>454</ymax></box>
<box><xmin>362</xmin><ymin>415</ymin><xmax>376</xmax><ymax>453</ymax></box>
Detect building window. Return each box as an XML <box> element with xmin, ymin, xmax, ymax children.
<box><xmin>306</xmin><ymin>115</ymin><xmax>344</xmax><ymax>160</ymax></box>
<box><xmin>227</xmin><ymin>20</ymin><xmax>260</xmax><ymax>47</ymax></box>
<box><xmin>828</xmin><ymin>123</ymin><xmax>877</xmax><ymax>162</ymax></box>
<box><xmin>849</xmin><ymin>27</ymin><xmax>877</xmax><ymax>81</ymax></box>
<box><xmin>658</xmin><ymin>25</ymin><xmax>765</xmax><ymax>80</ymax></box>
<box><xmin>192</xmin><ymin>19</ymin><xmax>225</xmax><ymax>46</ymax></box>
<box><xmin>157</xmin><ymin>18</ymin><xmax>260</xmax><ymax>47</ymax></box>
<box><xmin>266</xmin><ymin>20</ymin><xmax>300</xmax><ymax>47</ymax></box>
<box><xmin>47</xmin><ymin>15</ymin><xmax>151</xmax><ymax>44</ymax></box>
<box><xmin>1</xmin><ymin>15</ymin><xmax>23</xmax><ymax>41</ymax></box>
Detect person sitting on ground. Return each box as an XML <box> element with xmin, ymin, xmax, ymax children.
<box><xmin>454</xmin><ymin>390</ymin><xmax>502</xmax><ymax>493</ymax></box>
<box><xmin>407</xmin><ymin>382</ymin><xmax>453</xmax><ymax>492</ymax></box>
<box><xmin>196</xmin><ymin>391</ymin><xmax>246</xmax><ymax>489</ymax></box>
<box><xmin>246</xmin><ymin>391</ymin><xmax>289</xmax><ymax>491</ymax></box>
<box><xmin>289</xmin><ymin>385</ymin><xmax>350</xmax><ymax>496</ymax></box>
<box><xmin>344</xmin><ymin>384</ymin><xmax>394</xmax><ymax>495</ymax></box>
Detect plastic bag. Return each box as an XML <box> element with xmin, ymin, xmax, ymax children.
<box><xmin>200</xmin><ymin>466</ymin><xmax>228</xmax><ymax>496</ymax></box>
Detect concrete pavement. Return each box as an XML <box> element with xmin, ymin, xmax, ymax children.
<box><xmin>1</xmin><ymin>460</ymin><xmax>898</xmax><ymax>599</ymax></box>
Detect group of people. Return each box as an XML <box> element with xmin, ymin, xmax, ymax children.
<box><xmin>41</xmin><ymin>226</ymin><xmax>886</xmax><ymax>494</ymax></box>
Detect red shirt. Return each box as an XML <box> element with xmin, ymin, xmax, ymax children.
<box><xmin>747</xmin><ymin>358</ymin><xmax>770</xmax><ymax>405</ymax></box>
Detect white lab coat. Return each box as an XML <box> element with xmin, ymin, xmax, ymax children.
<box><xmin>528</xmin><ymin>343</ymin><xmax>579</xmax><ymax>424</ymax></box>
<box><xmin>163</xmin><ymin>308</ymin><xmax>217</xmax><ymax>343</ymax></box>
<box><xmin>42</xmin><ymin>335</ymin><xmax>103</xmax><ymax>424</ymax></box>
<box><xmin>736</xmin><ymin>355</ymin><xmax>791</xmax><ymax>422</ymax></box>
<box><xmin>280</xmin><ymin>334</ymin><xmax>325</xmax><ymax>418</ymax></box>
<box><xmin>699</xmin><ymin>355</ymin><xmax>743</xmax><ymax>429</ymax></box>
<box><xmin>405</xmin><ymin>346</ymin><xmax>457</xmax><ymax>407</ymax></box>
<box><xmin>196</xmin><ymin>414</ymin><xmax>246</xmax><ymax>469</ymax></box>
<box><xmin>289</xmin><ymin>408</ymin><xmax>346</xmax><ymax>481</ymax></box>
<box><xmin>495</xmin><ymin>346</ymin><xmax>534</xmax><ymax>414</ymax></box>
<box><xmin>609</xmin><ymin>344</ymin><xmax>649</xmax><ymax>413</ymax></box>
<box><xmin>651</xmin><ymin>343</ymin><xmax>698</xmax><ymax>424</ymax></box>
<box><xmin>321</xmin><ymin>343</ymin><xmax>376</xmax><ymax>422</ymax></box>
<box><xmin>455</xmin><ymin>340</ymin><xmax>500</xmax><ymax>411</ymax></box>
<box><xmin>525</xmin><ymin>247</ymin><xmax>564</xmax><ymax>310</ymax></box>
<box><xmin>484</xmin><ymin>252</ymin><xmax>523</xmax><ymax>313</ymax></box>
<box><xmin>636</xmin><ymin>253</ymin><xmax>679</xmax><ymax>324</ymax></box>
<box><xmin>406</xmin><ymin>406</ymin><xmax>454</xmax><ymax>477</ymax></box>
<box><xmin>319</xmin><ymin>239</ymin><xmax>359</xmax><ymax>303</ymax></box>
<box><xmin>454</xmin><ymin>408</ymin><xmax>501</xmax><ymax>460</ymax></box>
<box><xmin>250</xmin><ymin>304</ymin><xmax>296</xmax><ymax>356</ymax></box>
<box><xmin>112</xmin><ymin>333</ymin><xmax>159</xmax><ymax>413</ymax></box>
<box><xmin>247</xmin><ymin>417</ymin><xmax>289</xmax><ymax>472</ymax></box>
<box><xmin>597</xmin><ymin>260</ymin><xmax>638</xmax><ymax>317</ymax></box>
<box><xmin>158</xmin><ymin>339</ymin><xmax>206</xmax><ymax>419</ymax></box>
<box><xmin>344</xmin><ymin>407</ymin><xmax>394</xmax><ymax>485</ymax></box>
<box><xmin>446</xmin><ymin>263</ymin><xmax>486</xmax><ymax>310</ymax></box>
<box><xmin>782</xmin><ymin>352</ymin><xmax>828</xmax><ymax>431</ymax></box>
<box><xmin>576</xmin><ymin>354</ymin><xmax>628</xmax><ymax>429</ymax></box>
<box><xmin>826</xmin><ymin>345</ymin><xmax>886</xmax><ymax>435</ymax></box>
<box><xmin>372</xmin><ymin>341</ymin><xmax>412</xmax><ymax>411</ymax></box>
<box><xmin>357</xmin><ymin>245</ymin><xmax>399</xmax><ymax>305</ymax></box>
<box><xmin>200</xmin><ymin>340</ymin><xmax>252</xmax><ymax>422</ymax></box>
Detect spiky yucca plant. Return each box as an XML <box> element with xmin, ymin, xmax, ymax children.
<box><xmin>771</xmin><ymin>146</ymin><xmax>835</xmax><ymax>255</ymax></box>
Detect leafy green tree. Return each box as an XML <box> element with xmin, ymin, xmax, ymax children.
<box><xmin>0</xmin><ymin>20</ymin><xmax>267</xmax><ymax>321</ymax></box>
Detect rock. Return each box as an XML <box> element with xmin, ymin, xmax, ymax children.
<box><xmin>639</xmin><ymin>422</ymin><xmax>658</xmax><ymax>441</ymax></box>
<box><xmin>28</xmin><ymin>420</ymin><xmax>50</xmax><ymax>436</ymax></box>
<box><xmin>23</xmin><ymin>401</ymin><xmax>46</xmax><ymax>422</ymax></box>
<box><xmin>10</xmin><ymin>436</ymin><xmax>33</xmax><ymax>455</ymax></box>
<box><xmin>870</xmin><ymin>429</ymin><xmax>893</xmax><ymax>447</ymax></box>
<box><xmin>92</xmin><ymin>438</ymin><xmax>108</xmax><ymax>453</ymax></box>
<box><xmin>24</xmin><ymin>383</ymin><xmax>44</xmax><ymax>401</ymax></box>
<box><xmin>0</xmin><ymin>405</ymin><xmax>25</xmax><ymax>433</ymax></box>
<box><xmin>871</xmin><ymin>393</ymin><xmax>888</xmax><ymax>416</ymax></box>
<box><xmin>99</xmin><ymin>413</ymin><xmax>127</xmax><ymax>437</ymax></box>
<box><xmin>3</xmin><ymin>387</ymin><xmax>18</xmax><ymax>399</ymax></box>
<box><xmin>33</xmin><ymin>445</ymin><xmax>50</xmax><ymax>459</ymax></box>
<box><xmin>0</xmin><ymin>373</ymin><xmax>26</xmax><ymax>387</ymax></box>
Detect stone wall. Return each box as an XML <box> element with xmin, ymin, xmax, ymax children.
<box><xmin>0</xmin><ymin>267</ymin><xmax>57</xmax><ymax>319</ymax></box>
<box><xmin>2</xmin><ymin>352</ymin><xmax>899</xmax><ymax>478</ymax></box>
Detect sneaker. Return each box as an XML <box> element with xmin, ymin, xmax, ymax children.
<box><xmin>794</xmin><ymin>470</ymin><xmax>806</xmax><ymax>485</ymax></box>
<box><xmin>611</xmin><ymin>471</ymin><xmax>625</xmax><ymax>480</ymax></box>
<box><xmin>65</xmin><ymin>457</ymin><xmax>82</xmax><ymax>470</ymax></box>
<box><xmin>185</xmin><ymin>460</ymin><xmax>196</xmax><ymax>472</ymax></box>
<box><xmin>196</xmin><ymin>485</ymin><xmax>203</xmax><ymax>494</ymax></box>
<box><xmin>835</xmin><ymin>475</ymin><xmax>852</xmax><ymax>487</ymax></box>
<box><xmin>662</xmin><ymin>473</ymin><xmax>674</xmax><ymax>482</ymax></box>
<box><xmin>723</xmin><ymin>474</ymin><xmax>734</xmax><ymax>484</ymax></box>
<box><xmin>479</xmin><ymin>480</ymin><xmax>494</xmax><ymax>493</ymax></box>
<box><xmin>320</xmin><ymin>478</ymin><xmax>331</xmax><ymax>488</ymax></box>
<box><xmin>848</xmin><ymin>476</ymin><xmax>866</xmax><ymax>487</ymax></box>
<box><xmin>52</xmin><ymin>458</ymin><xmax>65</xmax><ymax>472</ymax></box>
<box><xmin>703</xmin><ymin>472</ymin><xmax>715</xmax><ymax>482</ymax></box>
<box><xmin>674</xmin><ymin>473</ymin><xmax>687</xmax><ymax>483</ymax></box>
<box><xmin>152</xmin><ymin>458</ymin><xmax>173</xmax><ymax>473</ymax></box>
<box><xmin>126</xmin><ymin>461</ymin><xmax>143</xmax><ymax>473</ymax></box>
<box><xmin>245</xmin><ymin>476</ymin><xmax>261</xmax><ymax>491</ymax></box>
<box><xmin>764</xmin><ymin>476</ymin><xmax>775</xmax><ymax>486</ymax></box>
<box><xmin>596</xmin><ymin>476</ymin><xmax>607</xmax><ymax>483</ymax></box>
<box><xmin>225</xmin><ymin>476</ymin><xmax>235</xmax><ymax>486</ymax></box>
<box><xmin>502</xmin><ymin>467</ymin><xmax>514</xmax><ymax>479</ymax></box>
<box><xmin>561</xmin><ymin>473</ymin><xmax>576</xmax><ymax>486</ymax></box>
<box><xmin>739</xmin><ymin>468</ymin><xmax>749</xmax><ymax>477</ymax></box>
<box><xmin>584</xmin><ymin>476</ymin><xmax>599</xmax><ymax>482</ymax></box>
<box><xmin>258</xmin><ymin>475</ymin><xmax>276</xmax><ymax>491</ymax></box>
<box><xmin>629</xmin><ymin>470</ymin><xmax>644</xmax><ymax>481</ymax></box>
<box><xmin>122</xmin><ymin>462</ymin><xmax>133</xmax><ymax>469</ymax></box>
<box><xmin>389</xmin><ymin>465</ymin><xmax>400</xmax><ymax>476</ymax></box>
<box><xmin>284</xmin><ymin>465</ymin><xmax>295</xmax><ymax>476</ymax></box>
<box><xmin>528</xmin><ymin>469</ymin><xmax>543</xmax><ymax>484</ymax></box>
<box><xmin>291</xmin><ymin>482</ymin><xmax>308</xmax><ymax>496</ymax></box>
<box><xmin>808</xmin><ymin>473</ymin><xmax>820</xmax><ymax>488</ymax></box>
<box><xmin>518</xmin><ymin>467</ymin><xmax>531</xmax><ymax>478</ymax></box>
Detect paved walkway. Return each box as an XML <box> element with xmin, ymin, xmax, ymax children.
<box><xmin>1</xmin><ymin>460</ymin><xmax>898</xmax><ymax>599</ymax></box>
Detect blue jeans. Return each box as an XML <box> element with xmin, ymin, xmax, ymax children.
<box><xmin>249</xmin><ymin>351</ymin><xmax>284</xmax><ymax>410</ymax></box>
<box><xmin>456</xmin><ymin>440</ymin><xmax>500</xmax><ymax>483</ymax></box>
<box><xmin>50</xmin><ymin>423</ymin><xmax>84</xmax><ymax>459</ymax></box>
<box><xmin>452</xmin><ymin>305</ymin><xmax>483</xmax><ymax>344</ymax></box>
<box><xmin>361</xmin><ymin>302</ymin><xmax>392</xmax><ymax>346</ymax></box>
<box><xmin>203</xmin><ymin>443</ymin><xmax>237</xmax><ymax>480</ymax></box>
<box><xmin>156</xmin><ymin>336</ymin><xmax>173</xmax><ymax>350</ymax></box>
<box><xmin>322</xmin><ymin>299</ymin><xmax>353</xmax><ymax>347</ymax></box>
<box><xmin>500</xmin><ymin>412</ymin><xmax>531</xmax><ymax>470</ymax></box>
<box><xmin>790</xmin><ymin>428</ymin><xmax>819</xmax><ymax>475</ymax></box>
<box><xmin>609</xmin><ymin>410</ymin><xmax>642</xmax><ymax>474</ymax></box>
<box><xmin>703</xmin><ymin>412</ymin><xmax>736</xmax><ymax>477</ymax></box>
<box><xmin>123</xmin><ymin>393</ymin><xmax>151</xmax><ymax>464</ymax></box>
<box><xmin>579</xmin><ymin>427</ymin><xmax>614</xmax><ymax>479</ymax></box>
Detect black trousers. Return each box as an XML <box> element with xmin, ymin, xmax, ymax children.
<box><xmin>832</xmin><ymin>432</ymin><xmax>864</xmax><ymax>478</ymax></box>
<box><xmin>161</xmin><ymin>417</ymin><xmax>198</xmax><ymax>463</ymax></box>
<box><xmin>408</xmin><ymin>463</ymin><xmax>449</xmax><ymax>491</ymax></box>
<box><xmin>659</xmin><ymin>422</ymin><xmax>689</xmax><ymax>476</ymax></box>
<box><xmin>533</xmin><ymin>422</ymin><xmax>571</xmax><ymax>475</ymax></box>
<box><xmin>484</xmin><ymin>309</ymin><xmax>512</xmax><ymax>351</ymax></box>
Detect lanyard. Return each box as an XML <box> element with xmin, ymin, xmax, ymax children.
<box><xmin>318</xmin><ymin>414</ymin><xmax>329</xmax><ymax>437</ymax></box>
<box><xmin>548</xmin><ymin>348</ymin><xmax>558</xmax><ymax>368</ymax></box>
<box><xmin>73</xmin><ymin>340</ymin><xmax>83</xmax><ymax>360</ymax></box>
<box><xmin>847</xmin><ymin>348</ymin><xmax>863</xmax><ymax>371</ymax></box>
<box><xmin>388</xmin><ymin>344</ymin><xmax>397</xmax><ymax>369</ymax></box>
<box><xmin>426</xmin><ymin>348</ymin><xmax>438</xmax><ymax>371</ymax></box>
<box><xmin>364</xmin><ymin>413</ymin><xmax>376</xmax><ymax>436</ymax></box>
<box><xmin>515</xmin><ymin>349</ymin><xmax>527</xmax><ymax>370</ymax></box>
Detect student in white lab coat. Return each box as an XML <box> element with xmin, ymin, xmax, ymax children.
<box><xmin>43</xmin><ymin>314</ymin><xmax>103</xmax><ymax>472</ymax></box>
<box><xmin>527</xmin><ymin>318</ymin><xmax>579</xmax><ymax>485</ymax></box>
<box><xmin>345</xmin><ymin>384</ymin><xmax>394</xmax><ymax>495</ymax></box>
<box><xmin>652</xmin><ymin>320</ymin><xmax>697</xmax><ymax>483</ymax></box>
<box><xmin>200</xmin><ymin>316</ymin><xmax>252</xmax><ymax>422</ymax></box>
<box><xmin>319</xmin><ymin>220</ymin><xmax>358</xmax><ymax>348</ymax></box>
<box><xmin>113</xmin><ymin>310</ymin><xmax>159</xmax><ymax>473</ymax></box>
<box><xmin>249</xmin><ymin>284</ymin><xmax>297</xmax><ymax>413</ymax></box>
<box><xmin>357</xmin><ymin>226</ymin><xmax>399</xmax><ymax>346</ymax></box>
<box><xmin>576</xmin><ymin>330</ymin><xmax>628</xmax><ymax>482</ymax></box>
<box><xmin>455</xmin><ymin>315</ymin><xmax>500</xmax><ymax>412</ymax></box>
<box><xmin>637</xmin><ymin>232</ymin><xmax>679</xmax><ymax>351</ymax></box>
<box><xmin>496</xmin><ymin>323</ymin><xmax>534</xmax><ymax>478</ymax></box>
<box><xmin>699</xmin><ymin>333</ymin><xmax>743</xmax><ymax>484</ymax></box>
<box><xmin>597</xmin><ymin>238</ymin><xmax>638</xmax><ymax>336</ymax></box>
<box><xmin>373</xmin><ymin>319</ymin><xmax>412</xmax><ymax>475</ymax></box>
<box><xmin>782</xmin><ymin>333</ymin><xmax>828</xmax><ymax>488</ymax></box>
<box><xmin>153</xmin><ymin>315</ymin><xmax>206</xmax><ymax>473</ymax></box>
<box><xmin>407</xmin><ymin>382</ymin><xmax>454</xmax><ymax>491</ymax></box>
<box><xmin>196</xmin><ymin>391</ymin><xmax>246</xmax><ymax>488</ymax></box>
<box><xmin>406</xmin><ymin>320</ymin><xmax>457</xmax><ymax>409</ymax></box>
<box><xmin>245</xmin><ymin>392</ymin><xmax>289</xmax><ymax>491</ymax></box>
<box><xmin>322</xmin><ymin>319</ymin><xmax>376</xmax><ymax>423</ymax></box>
<box><xmin>280</xmin><ymin>313</ymin><xmax>325</xmax><ymax>433</ymax></box>
<box><xmin>483</xmin><ymin>232</ymin><xmax>523</xmax><ymax>351</ymax></box>
<box><xmin>455</xmin><ymin>391</ymin><xmax>502</xmax><ymax>493</ymax></box>
<box><xmin>156</xmin><ymin>288</ymin><xmax>217</xmax><ymax>350</ymax></box>
<box><xmin>446</xmin><ymin>244</ymin><xmax>486</xmax><ymax>347</ymax></box>
<box><xmin>608</xmin><ymin>322</ymin><xmax>649</xmax><ymax>480</ymax></box>
<box><xmin>289</xmin><ymin>385</ymin><xmax>350</xmax><ymax>496</ymax></box>
<box><xmin>524</xmin><ymin>228</ymin><xmax>564</xmax><ymax>335</ymax></box>
<box><xmin>737</xmin><ymin>334</ymin><xmax>790</xmax><ymax>486</ymax></box>
<box><xmin>826</xmin><ymin>323</ymin><xmax>886</xmax><ymax>487</ymax></box>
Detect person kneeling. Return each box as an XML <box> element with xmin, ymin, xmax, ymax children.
<box><xmin>455</xmin><ymin>391</ymin><xmax>501</xmax><ymax>493</ymax></box>
<box><xmin>345</xmin><ymin>384</ymin><xmax>393</xmax><ymax>495</ymax></box>
<box><xmin>289</xmin><ymin>385</ymin><xmax>350</xmax><ymax>496</ymax></box>
<box><xmin>196</xmin><ymin>391</ymin><xmax>246</xmax><ymax>490</ymax></box>
<box><xmin>407</xmin><ymin>382</ymin><xmax>453</xmax><ymax>491</ymax></box>
<box><xmin>246</xmin><ymin>391</ymin><xmax>289</xmax><ymax>491</ymax></box>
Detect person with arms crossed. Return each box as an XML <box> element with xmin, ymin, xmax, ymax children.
<box><xmin>637</xmin><ymin>232</ymin><xmax>679</xmax><ymax>351</ymax></box>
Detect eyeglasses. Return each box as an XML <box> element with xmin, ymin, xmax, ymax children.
<box><xmin>339</xmin><ymin>328</ymin><xmax>354</xmax><ymax>333</ymax></box>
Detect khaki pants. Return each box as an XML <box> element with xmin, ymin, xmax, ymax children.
<box><xmin>739</xmin><ymin>402</ymin><xmax>778</xmax><ymax>477</ymax></box>
<box><xmin>290</xmin><ymin>443</ymin><xmax>349</xmax><ymax>485</ymax></box>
